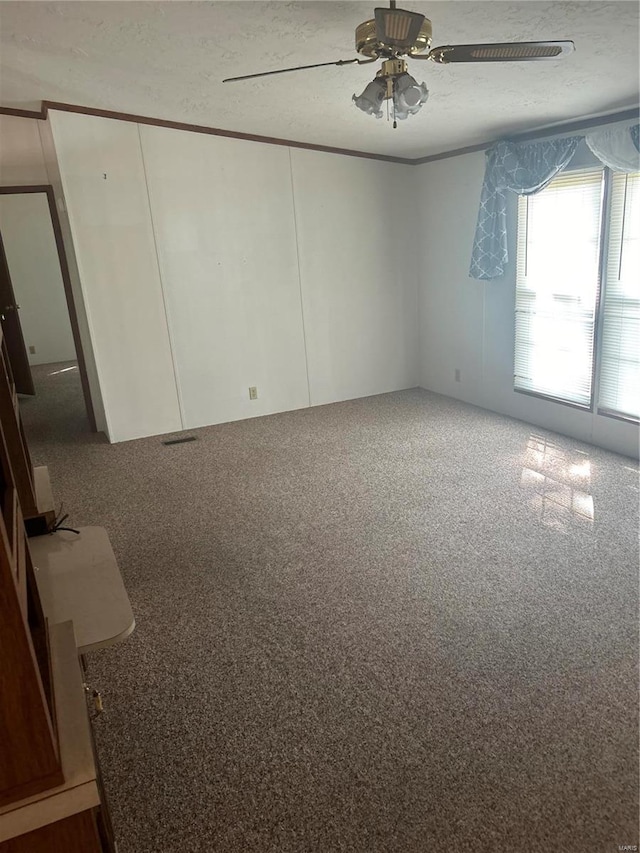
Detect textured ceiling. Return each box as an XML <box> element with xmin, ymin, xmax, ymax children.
<box><xmin>1</xmin><ymin>1</ymin><xmax>638</xmax><ymax>158</ymax></box>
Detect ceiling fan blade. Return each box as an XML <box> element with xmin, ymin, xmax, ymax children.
<box><xmin>374</xmin><ymin>7</ymin><xmax>425</xmax><ymax>49</ymax></box>
<box><xmin>223</xmin><ymin>58</ymin><xmax>373</xmax><ymax>83</ymax></box>
<box><xmin>427</xmin><ymin>40</ymin><xmax>575</xmax><ymax>64</ymax></box>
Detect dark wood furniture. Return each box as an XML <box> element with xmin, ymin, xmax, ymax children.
<box><xmin>0</xmin><ymin>325</ymin><xmax>124</xmax><ymax>852</ymax></box>
<box><xmin>0</xmin><ymin>333</ymin><xmax>56</xmax><ymax>530</ymax></box>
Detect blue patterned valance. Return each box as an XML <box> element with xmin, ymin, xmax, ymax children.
<box><xmin>469</xmin><ymin>122</ymin><xmax>640</xmax><ymax>281</ymax></box>
<box><xmin>469</xmin><ymin>137</ymin><xmax>580</xmax><ymax>280</ymax></box>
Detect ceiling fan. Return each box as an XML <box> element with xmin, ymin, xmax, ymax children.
<box><xmin>223</xmin><ymin>2</ymin><xmax>575</xmax><ymax>127</ymax></box>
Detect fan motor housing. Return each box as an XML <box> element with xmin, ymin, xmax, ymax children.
<box><xmin>355</xmin><ymin>16</ymin><xmax>433</xmax><ymax>57</ymax></box>
<box><xmin>377</xmin><ymin>58</ymin><xmax>409</xmax><ymax>79</ymax></box>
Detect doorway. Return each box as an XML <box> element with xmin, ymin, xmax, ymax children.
<box><xmin>0</xmin><ymin>186</ymin><xmax>95</xmax><ymax>434</ymax></box>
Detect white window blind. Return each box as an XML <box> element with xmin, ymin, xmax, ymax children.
<box><xmin>598</xmin><ymin>171</ymin><xmax>640</xmax><ymax>421</ymax></box>
<box><xmin>514</xmin><ymin>169</ymin><xmax>604</xmax><ymax>407</ymax></box>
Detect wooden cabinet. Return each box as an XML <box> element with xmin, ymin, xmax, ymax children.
<box><xmin>0</xmin><ymin>326</ymin><xmax>123</xmax><ymax>851</ymax></box>
<box><xmin>1</xmin><ymin>811</ymin><xmax>102</xmax><ymax>853</ymax></box>
<box><xmin>0</xmin><ymin>371</ymin><xmax>62</xmax><ymax>807</ymax></box>
<box><xmin>0</xmin><ymin>334</ymin><xmax>37</xmax><ymax>520</ymax></box>
<box><xmin>0</xmin><ymin>539</ymin><xmax>62</xmax><ymax>805</ymax></box>
<box><xmin>0</xmin><ymin>621</ymin><xmax>105</xmax><ymax>852</ymax></box>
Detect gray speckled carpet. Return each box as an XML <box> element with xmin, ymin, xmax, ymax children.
<box><xmin>20</xmin><ymin>362</ymin><xmax>639</xmax><ymax>853</ymax></box>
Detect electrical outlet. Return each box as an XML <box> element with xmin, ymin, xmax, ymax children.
<box><xmin>29</xmin><ymin>346</ymin><xmax>36</xmax><ymax>355</ymax></box>
<box><xmin>248</xmin><ymin>386</ymin><xmax>258</xmax><ymax>400</ymax></box>
<box><xmin>454</xmin><ymin>368</ymin><xmax>461</xmax><ymax>382</ymax></box>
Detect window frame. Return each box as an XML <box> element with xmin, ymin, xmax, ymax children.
<box><xmin>513</xmin><ymin>164</ymin><xmax>639</xmax><ymax>423</ymax></box>
<box><xmin>513</xmin><ymin>165</ymin><xmax>608</xmax><ymax>413</ymax></box>
<box><xmin>595</xmin><ymin>169</ymin><xmax>640</xmax><ymax>425</ymax></box>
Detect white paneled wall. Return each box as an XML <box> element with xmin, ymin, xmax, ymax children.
<box><xmin>291</xmin><ymin>150</ymin><xmax>419</xmax><ymax>406</ymax></box>
<box><xmin>139</xmin><ymin>126</ymin><xmax>309</xmax><ymax>429</ymax></box>
<box><xmin>416</xmin><ymin>152</ymin><xmax>486</xmax><ymax>409</ymax></box>
<box><xmin>49</xmin><ymin>112</ymin><xmax>182</xmax><ymax>442</ymax></box>
<box><xmin>416</xmin><ymin>151</ymin><xmax>639</xmax><ymax>459</ymax></box>
<box><xmin>12</xmin><ymin>109</ymin><xmax>636</xmax><ymax>455</ymax></box>
<box><xmin>0</xmin><ymin>193</ymin><xmax>76</xmax><ymax>365</ymax></box>
<box><xmin>48</xmin><ymin>110</ymin><xmax>418</xmax><ymax>442</ymax></box>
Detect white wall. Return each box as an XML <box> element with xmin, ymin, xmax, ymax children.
<box><xmin>48</xmin><ymin>109</ymin><xmax>419</xmax><ymax>442</ymax></box>
<box><xmin>0</xmin><ymin>192</ymin><xmax>76</xmax><ymax>365</ymax></box>
<box><xmin>3</xmin><ymin>109</ymin><xmax>635</xmax><ymax>457</ymax></box>
<box><xmin>0</xmin><ymin>115</ymin><xmax>48</xmax><ymax>185</ymax></box>
<box><xmin>48</xmin><ymin>112</ymin><xmax>182</xmax><ymax>442</ymax></box>
<box><xmin>416</xmin><ymin>150</ymin><xmax>639</xmax><ymax>460</ymax></box>
<box><xmin>290</xmin><ymin>149</ymin><xmax>418</xmax><ymax>406</ymax></box>
<box><xmin>37</xmin><ymin>119</ymin><xmax>108</xmax><ymax>435</ymax></box>
<box><xmin>139</xmin><ymin>126</ymin><xmax>309</xmax><ymax>429</ymax></box>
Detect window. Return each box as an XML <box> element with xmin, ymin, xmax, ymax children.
<box><xmin>514</xmin><ymin>167</ymin><xmax>640</xmax><ymax>422</ymax></box>
<box><xmin>598</xmin><ymin>171</ymin><xmax>640</xmax><ymax>420</ymax></box>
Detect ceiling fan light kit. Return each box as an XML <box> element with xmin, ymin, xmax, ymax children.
<box><xmin>352</xmin><ymin>59</ymin><xmax>429</xmax><ymax>123</ymax></box>
<box><xmin>393</xmin><ymin>72</ymin><xmax>429</xmax><ymax>119</ymax></box>
<box><xmin>223</xmin><ymin>2</ymin><xmax>575</xmax><ymax>129</ymax></box>
<box><xmin>352</xmin><ymin>77</ymin><xmax>387</xmax><ymax>119</ymax></box>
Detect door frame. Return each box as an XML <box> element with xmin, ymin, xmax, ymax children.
<box><xmin>0</xmin><ymin>185</ymin><xmax>97</xmax><ymax>432</ymax></box>
<box><xmin>0</xmin><ymin>228</ymin><xmax>36</xmax><ymax>395</ymax></box>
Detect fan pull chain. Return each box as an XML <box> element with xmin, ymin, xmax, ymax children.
<box><xmin>393</xmin><ymin>78</ymin><xmax>397</xmax><ymax>129</ymax></box>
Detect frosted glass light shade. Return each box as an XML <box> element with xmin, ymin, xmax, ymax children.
<box><xmin>393</xmin><ymin>73</ymin><xmax>429</xmax><ymax>120</ymax></box>
<box><xmin>353</xmin><ymin>78</ymin><xmax>387</xmax><ymax>118</ymax></box>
